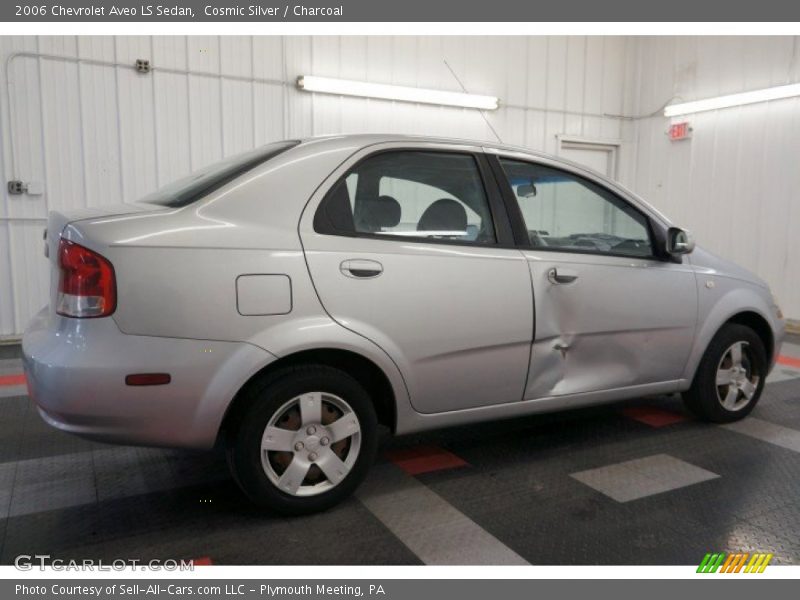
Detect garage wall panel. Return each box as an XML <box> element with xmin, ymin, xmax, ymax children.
<box><xmin>79</xmin><ymin>62</ymin><xmax>122</xmax><ymax>208</ymax></box>
<box><xmin>40</xmin><ymin>56</ymin><xmax>85</xmax><ymax>213</ymax></box>
<box><xmin>187</xmin><ymin>74</ymin><xmax>224</xmax><ymax>170</ymax></box>
<box><xmin>222</xmin><ymin>79</ymin><xmax>256</xmax><ymax>156</ymax></box>
<box><xmin>631</xmin><ymin>36</ymin><xmax>800</xmax><ymax>319</ymax></box>
<box><xmin>3</xmin><ymin>41</ymin><xmax>47</xmax><ymax>222</ymax></box>
<box><xmin>0</xmin><ymin>35</ymin><xmax>633</xmax><ymax>337</ymax></box>
<box><xmin>153</xmin><ymin>71</ymin><xmax>192</xmax><ymax>187</ymax></box>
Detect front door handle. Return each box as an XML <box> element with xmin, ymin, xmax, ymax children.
<box><xmin>547</xmin><ymin>267</ymin><xmax>578</xmax><ymax>284</ymax></box>
<box><xmin>340</xmin><ymin>259</ymin><xmax>383</xmax><ymax>279</ymax></box>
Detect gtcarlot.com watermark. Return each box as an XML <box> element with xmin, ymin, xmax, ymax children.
<box><xmin>14</xmin><ymin>554</ymin><xmax>195</xmax><ymax>572</ymax></box>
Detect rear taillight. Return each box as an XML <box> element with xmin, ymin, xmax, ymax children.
<box><xmin>56</xmin><ymin>239</ymin><xmax>117</xmax><ymax>318</ymax></box>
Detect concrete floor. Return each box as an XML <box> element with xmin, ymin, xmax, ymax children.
<box><xmin>1</xmin><ymin>339</ymin><xmax>800</xmax><ymax>565</ymax></box>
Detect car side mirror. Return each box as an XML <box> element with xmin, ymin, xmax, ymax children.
<box><xmin>666</xmin><ymin>227</ymin><xmax>695</xmax><ymax>255</ymax></box>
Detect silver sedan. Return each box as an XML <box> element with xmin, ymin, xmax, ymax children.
<box><xmin>22</xmin><ymin>135</ymin><xmax>786</xmax><ymax>514</ymax></box>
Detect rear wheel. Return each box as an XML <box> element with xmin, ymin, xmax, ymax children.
<box><xmin>227</xmin><ymin>365</ymin><xmax>378</xmax><ymax>515</ymax></box>
<box><xmin>682</xmin><ymin>323</ymin><xmax>767</xmax><ymax>423</ymax></box>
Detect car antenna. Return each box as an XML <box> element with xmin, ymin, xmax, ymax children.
<box><xmin>443</xmin><ymin>59</ymin><xmax>503</xmax><ymax>144</ymax></box>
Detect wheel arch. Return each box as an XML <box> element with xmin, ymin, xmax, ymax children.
<box><xmin>219</xmin><ymin>348</ymin><xmax>397</xmax><ymax>444</ymax></box>
<box><xmin>725</xmin><ymin>310</ymin><xmax>775</xmax><ymax>365</ymax></box>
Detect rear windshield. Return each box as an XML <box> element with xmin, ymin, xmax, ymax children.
<box><xmin>139</xmin><ymin>140</ymin><xmax>300</xmax><ymax>208</ymax></box>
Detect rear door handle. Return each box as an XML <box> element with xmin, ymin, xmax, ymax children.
<box><xmin>340</xmin><ymin>259</ymin><xmax>383</xmax><ymax>279</ymax></box>
<box><xmin>547</xmin><ymin>267</ymin><xmax>578</xmax><ymax>284</ymax></box>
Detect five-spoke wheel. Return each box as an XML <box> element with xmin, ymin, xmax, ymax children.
<box><xmin>261</xmin><ymin>392</ymin><xmax>362</xmax><ymax>496</ymax></box>
<box><xmin>683</xmin><ymin>323</ymin><xmax>766</xmax><ymax>423</ymax></box>
<box><xmin>227</xmin><ymin>365</ymin><xmax>377</xmax><ymax>515</ymax></box>
<box><xmin>714</xmin><ymin>341</ymin><xmax>760</xmax><ymax>412</ymax></box>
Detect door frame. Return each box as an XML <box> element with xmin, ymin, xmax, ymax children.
<box><xmin>298</xmin><ymin>140</ymin><xmax>537</xmax><ymax>414</ymax></box>
<box><xmin>556</xmin><ymin>135</ymin><xmax>622</xmax><ymax>181</ymax></box>
<box><xmin>309</xmin><ymin>144</ymin><xmax>517</xmax><ymax>250</ymax></box>
<box><xmin>482</xmin><ymin>147</ymin><xmax>675</xmax><ymax>260</ymax></box>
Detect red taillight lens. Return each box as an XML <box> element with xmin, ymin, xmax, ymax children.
<box><xmin>56</xmin><ymin>239</ymin><xmax>117</xmax><ymax>318</ymax></box>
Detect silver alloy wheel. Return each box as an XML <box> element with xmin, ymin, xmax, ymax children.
<box><xmin>260</xmin><ymin>392</ymin><xmax>361</xmax><ymax>497</ymax></box>
<box><xmin>715</xmin><ymin>341</ymin><xmax>760</xmax><ymax>412</ymax></box>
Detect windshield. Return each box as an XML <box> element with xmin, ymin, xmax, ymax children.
<box><xmin>139</xmin><ymin>140</ymin><xmax>299</xmax><ymax>208</ymax></box>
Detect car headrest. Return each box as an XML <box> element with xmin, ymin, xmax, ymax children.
<box><xmin>417</xmin><ymin>199</ymin><xmax>467</xmax><ymax>232</ymax></box>
<box><xmin>357</xmin><ymin>195</ymin><xmax>402</xmax><ymax>232</ymax></box>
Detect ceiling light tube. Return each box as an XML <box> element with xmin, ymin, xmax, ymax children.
<box><xmin>297</xmin><ymin>75</ymin><xmax>499</xmax><ymax>111</ymax></box>
<box><xmin>664</xmin><ymin>82</ymin><xmax>800</xmax><ymax>117</ymax></box>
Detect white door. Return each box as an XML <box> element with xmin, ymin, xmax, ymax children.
<box><xmin>558</xmin><ymin>138</ymin><xmax>619</xmax><ymax>179</ymax></box>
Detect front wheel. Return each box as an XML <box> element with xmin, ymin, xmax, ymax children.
<box><xmin>682</xmin><ymin>323</ymin><xmax>767</xmax><ymax>423</ymax></box>
<box><xmin>227</xmin><ymin>365</ymin><xmax>378</xmax><ymax>515</ymax></box>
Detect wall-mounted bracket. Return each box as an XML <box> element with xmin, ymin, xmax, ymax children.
<box><xmin>135</xmin><ymin>59</ymin><xmax>151</xmax><ymax>74</ymax></box>
<box><xmin>7</xmin><ymin>180</ymin><xmax>26</xmax><ymax>195</ymax></box>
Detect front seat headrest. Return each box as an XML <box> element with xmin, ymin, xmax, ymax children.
<box><xmin>357</xmin><ymin>195</ymin><xmax>402</xmax><ymax>232</ymax></box>
<box><xmin>417</xmin><ymin>198</ymin><xmax>467</xmax><ymax>232</ymax></box>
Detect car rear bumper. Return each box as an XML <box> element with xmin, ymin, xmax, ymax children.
<box><xmin>22</xmin><ymin>307</ymin><xmax>275</xmax><ymax>450</ymax></box>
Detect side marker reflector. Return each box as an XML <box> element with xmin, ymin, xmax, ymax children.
<box><xmin>125</xmin><ymin>373</ymin><xmax>171</xmax><ymax>386</ymax></box>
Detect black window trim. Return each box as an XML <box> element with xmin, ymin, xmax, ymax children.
<box><xmin>313</xmin><ymin>147</ymin><xmax>517</xmax><ymax>249</ymax></box>
<box><xmin>487</xmin><ymin>153</ymin><xmax>669</xmax><ymax>262</ymax></box>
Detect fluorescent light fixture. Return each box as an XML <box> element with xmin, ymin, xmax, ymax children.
<box><xmin>297</xmin><ymin>75</ymin><xmax>499</xmax><ymax>111</ymax></box>
<box><xmin>664</xmin><ymin>82</ymin><xmax>800</xmax><ymax>117</ymax></box>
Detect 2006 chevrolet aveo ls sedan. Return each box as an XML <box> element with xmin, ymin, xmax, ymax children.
<box><xmin>23</xmin><ymin>135</ymin><xmax>785</xmax><ymax>514</ymax></box>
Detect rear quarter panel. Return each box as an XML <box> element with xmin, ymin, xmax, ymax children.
<box><xmin>62</xmin><ymin>139</ymin><xmax>361</xmax><ymax>345</ymax></box>
<box><xmin>58</xmin><ymin>138</ymin><xmax>413</xmax><ymax>433</ymax></box>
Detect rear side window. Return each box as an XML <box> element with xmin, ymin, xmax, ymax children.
<box><xmin>315</xmin><ymin>151</ymin><xmax>497</xmax><ymax>245</ymax></box>
<box><xmin>139</xmin><ymin>140</ymin><xmax>299</xmax><ymax>208</ymax></box>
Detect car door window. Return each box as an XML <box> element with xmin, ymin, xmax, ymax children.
<box><xmin>316</xmin><ymin>151</ymin><xmax>497</xmax><ymax>245</ymax></box>
<box><xmin>498</xmin><ymin>158</ymin><xmax>654</xmax><ymax>258</ymax></box>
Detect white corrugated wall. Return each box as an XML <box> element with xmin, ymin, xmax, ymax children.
<box><xmin>0</xmin><ymin>35</ymin><xmax>635</xmax><ymax>338</ymax></box>
<box><xmin>630</xmin><ymin>36</ymin><xmax>800</xmax><ymax>322</ymax></box>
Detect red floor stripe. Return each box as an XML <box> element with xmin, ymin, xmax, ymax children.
<box><xmin>0</xmin><ymin>374</ymin><xmax>25</xmax><ymax>387</ymax></box>
<box><xmin>622</xmin><ymin>406</ymin><xmax>688</xmax><ymax>428</ymax></box>
<box><xmin>386</xmin><ymin>445</ymin><xmax>469</xmax><ymax>476</ymax></box>
<box><xmin>777</xmin><ymin>354</ymin><xmax>800</xmax><ymax>369</ymax></box>
<box><xmin>191</xmin><ymin>557</ymin><xmax>213</xmax><ymax>566</ymax></box>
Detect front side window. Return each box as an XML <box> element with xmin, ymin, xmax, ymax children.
<box><xmin>499</xmin><ymin>158</ymin><xmax>653</xmax><ymax>258</ymax></box>
<box><xmin>316</xmin><ymin>151</ymin><xmax>497</xmax><ymax>245</ymax></box>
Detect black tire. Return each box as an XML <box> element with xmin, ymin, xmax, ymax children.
<box><xmin>682</xmin><ymin>323</ymin><xmax>767</xmax><ymax>423</ymax></box>
<box><xmin>226</xmin><ymin>365</ymin><xmax>378</xmax><ymax>515</ymax></box>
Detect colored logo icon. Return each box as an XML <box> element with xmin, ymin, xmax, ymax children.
<box><xmin>697</xmin><ymin>552</ymin><xmax>773</xmax><ymax>573</ymax></box>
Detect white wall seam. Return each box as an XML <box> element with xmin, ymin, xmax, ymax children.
<box><xmin>76</xmin><ymin>37</ymin><xmax>90</xmax><ymax>210</ymax></box>
<box><xmin>112</xmin><ymin>38</ymin><xmax>125</xmax><ymax>203</ymax></box>
<box><xmin>183</xmin><ymin>36</ymin><xmax>193</xmax><ymax>173</ymax></box>
<box><xmin>217</xmin><ymin>35</ymin><xmax>224</xmax><ymax>156</ymax></box>
<box><xmin>150</xmin><ymin>36</ymin><xmax>160</xmax><ymax>189</ymax></box>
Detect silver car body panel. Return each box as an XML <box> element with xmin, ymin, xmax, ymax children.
<box><xmin>22</xmin><ymin>134</ymin><xmax>785</xmax><ymax>449</ymax></box>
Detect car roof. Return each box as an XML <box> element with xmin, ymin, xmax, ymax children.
<box><xmin>291</xmin><ymin>134</ymin><xmax>672</xmax><ymax>228</ymax></box>
<box><xmin>294</xmin><ymin>133</ymin><xmax>611</xmax><ymax>184</ymax></box>
<box><xmin>297</xmin><ymin>133</ymin><xmax>547</xmax><ymax>157</ymax></box>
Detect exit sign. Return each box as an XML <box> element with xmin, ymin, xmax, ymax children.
<box><xmin>669</xmin><ymin>122</ymin><xmax>692</xmax><ymax>141</ymax></box>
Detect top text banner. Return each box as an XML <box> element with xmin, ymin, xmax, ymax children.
<box><xmin>3</xmin><ymin>0</ymin><xmax>800</xmax><ymax>22</ymax></box>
